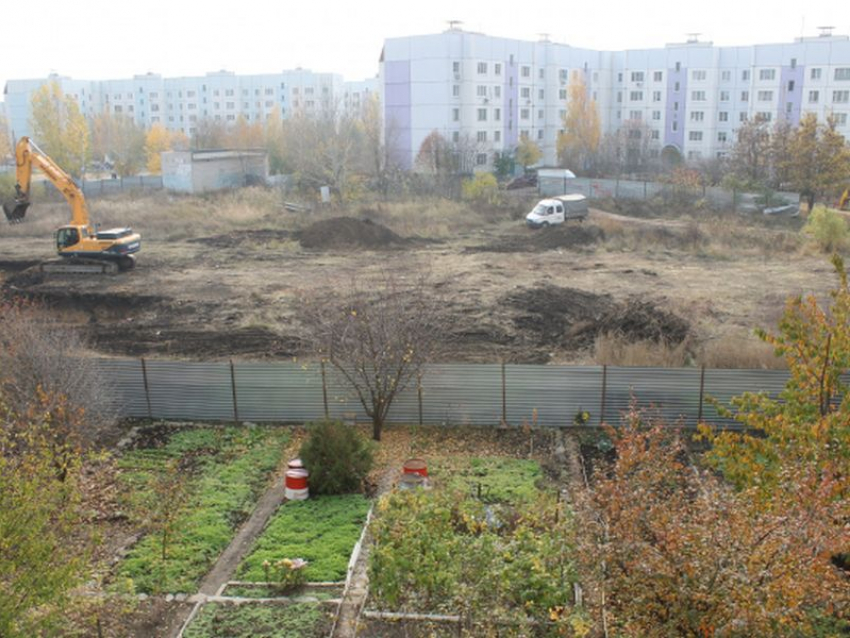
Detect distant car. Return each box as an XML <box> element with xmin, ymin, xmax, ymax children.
<box><xmin>525</xmin><ymin>194</ymin><xmax>589</xmax><ymax>228</ymax></box>
<box><xmin>506</xmin><ymin>174</ymin><xmax>537</xmax><ymax>190</ymax></box>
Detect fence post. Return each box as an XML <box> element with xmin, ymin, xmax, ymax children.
<box><xmin>417</xmin><ymin>373</ymin><xmax>423</xmax><ymax>426</ymax></box>
<box><xmin>615</xmin><ymin>177</ymin><xmax>620</xmax><ymax>198</ymax></box>
<box><xmin>230</xmin><ymin>359</ymin><xmax>240</xmax><ymax>424</ymax></box>
<box><xmin>320</xmin><ymin>360</ymin><xmax>330</xmax><ymax>420</ymax></box>
<box><xmin>644</xmin><ymin>180</ymin><xmax>648</xmax><ymax>200</ymax></box>
<box><xmin>599</xmin><ymin>365</ymin><xmax>608</xmax><ymax>425</ymax></box>
<box><xmin>501</xmin><ymin>361</ymin><xmax>507</xmax><ymax>426</ymax></box>
<box><xmin>698</xmin><ymin>365</ymin><xmax>706</xmax><ymax>424</ymax></box>
<box><xmin>140</xmin><ymin>357</ymin><xmax>153</xmax><ymax>419</ymax></box>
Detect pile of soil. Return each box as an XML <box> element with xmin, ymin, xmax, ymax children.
<box><xmin>504</xmin><ymin>284</ymin><xmax>689</xmax><ymax>352</ymax></box>
<box><xmin>188</xmin><ymin>229</ymin><xmax>292</xmax><ymax>249</ymax></box>
<box><xmin>296</xmin><ymin>217</ymin><xmax>405</xmax><ymax>250</ymax></box>
<box><xmin>468</xmin><ymin>224</ymin><xmax>605</xmax><ymax>253</ymax></box>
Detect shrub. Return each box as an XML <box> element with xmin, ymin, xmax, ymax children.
<box><xmin>803</xmin><ymin>205</ymin><xmax>849</xmax><ymax>252</ymax></box>
<box><xmin>298</xmin><ymin>420</ymin><xmax>374</xmax><ymax>495</ymax></box>
<box><xmin>461</xmin><ymin>173</ymin><xmax>500</xmax><ymax>207</ymax></box>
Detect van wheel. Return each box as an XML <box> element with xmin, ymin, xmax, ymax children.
<box><xmin>541</xmin><ymin>222</ymin><xmax>549</xmax><ymax>228</ymax></box>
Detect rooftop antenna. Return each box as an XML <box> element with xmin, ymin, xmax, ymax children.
<box><xmin>686</xmin><ymin>32</ymin><xmax>701</xmax><ymax>44</ymax></box>
<box><xmin>447</xmin><ymin>20</ymin><xmax>463</xmax><ymax>32</ymax></box>
<box><xmin>817</xmin><ymin>25</ymin><xmax>835</xmax><ymax>37</ymax></box>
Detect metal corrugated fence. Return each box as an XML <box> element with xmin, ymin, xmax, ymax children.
<box><xmin>93</xmin><ymin>358</ymin><xmax>799</xmax><ymax>429</ymax></box>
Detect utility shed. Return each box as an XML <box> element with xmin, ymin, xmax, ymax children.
<box><xmin>161</xmin><ymin>149</ymin><xmax>268</xmax><ymax>193</ymax></box>
<box><xmin>537</xmin><ymin>168</ymin><xmax>576</xmax><ymax>197</ymax></box>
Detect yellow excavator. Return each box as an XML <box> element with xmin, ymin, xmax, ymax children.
<box><xmin>3</xmin><ymin>136</ymin><xmax>141</xmax><ymax>273</ymax></box>
<box><xmin>839</xmin><ymin>188</ymin><xmax>850</xmax><ymax>211</ymax></box>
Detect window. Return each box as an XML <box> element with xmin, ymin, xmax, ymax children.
<box><xmin>720</xmin><ymin>90</ymin><xmax>730</xmax><ymax>101</ymax></box>
<box><xmin>559</xmin><ymin>69</ymin><xmax>568</xmax><ymax>82</ymax></box>
<box><xmin>690</xmin><ymin>111</ymin><xmax>704</xmax><ymax>121</ymax></box>
<box><xmin>305</xmin><ymin>87</ymin><xmax>314</xmax><ymax>95</ymax></box>
<box><xmin>521</xmin><ymin>66</ymin><xmax>530</xmax><ymax>77</ymax></box>
<box><xmin>453</xmin><ymin>85</ymin><xmax>460</xmax><ymax>97</ymax></box>
<box><xmin>651</xmin><ymin>129</ymin><xmax>660</xmax><ymax>139</ymax></box>
<box><xmin>452</xmin><ymin>108</ymin><xmax>459</xmax><ymax>122</ymax></box>
<box><xmin>787</xmin><ymin>80</ymin><xmax>795</xmax><ymax>92</ymax></box>
<box><xmin>494</xmin><ymin>108</ymin><xmax>501</xmax><ymax>121</ymax></box>
<box><xmin>226</xmin><ymin>114</ymin><xmax>235</xmax><ymax>121</ymax></box>
<box><xmin>719</xmin><ymin>111</ymin><xmax>729</xmax><ymax>122</ymax></box>
<box><xmin>691</xmin><ymin>91</ymin><xmax>706</xmax><ymax>101</ymax></box>
<box><xmin>721</xmin><ymin>70</ymin><xmax>731</xmax><ymax>81</ymax></box>
<box><xmin>538</xmin><ymin>89</ymin><xmax>544</xmax><ymax>99</ymax></box>
<box><xmin>188</xmin><ymin>115</ymin><xmax>196</xmax><ymax>123</ymax></box>
<box><xmin>559</xmin><ymin>88</ymin><xmax>567</xmax><ymax>100</ymax></box>
<box><xmin>187</xmin><ymin>103</ymin><xmax>196</xmax><ymax>110</ymax></box>
<box><xmin>477</xmin><ymin>108</ymin><xmax>487</xmax><ymax>121</ymax></box>
<box><xmin>495</xmin><ymin>63</ymin><xmax>501</xmax><ymax>75</ymax></box>
<box><xmin>477</xmin><ymin>62</ymin><xmax>487</xmax><ymax>74</ymax></box>
<box><xmin>537</xmin><ymin>129</ymin><xmax>544</xmax><ymax>140</ymax></box>
<box><xmin>689</xmin><ymin>131</ymin><xmax>703</xmax><ymax>141</ymax></box>
<box><xmin>114</xmin><ymin>105</ymin><xmax>122</xmax><ymax>113</ymax></box>
<box><xmin>759</xmin><ymin>69</ymin><xmax>776</xmax><ymax>81</ymax></box>
<box><xmin>617</xmin><ymin>92</ymin><xmax>623</xmax><ymax>103</ymax></box>
<box><xmin>836</xmin><ymin>68</ymin><xmax>850</xmax><ymax>81</ymax></box>
<box><xmin>741</xmin><ymin>91</ymin><xmax>749</xmax><ymax>102</ymax></box>
<box><xmin>740</xmin><ymin>112</ymin><xmax>748</xmax><ymax>122</ymax></box>
<box><xmin>618</xmin><ymin>72</ymin><xmax>623</xmax><ymax>82</ymax></box>
<box><xmin>675</xmin><ymin>81</ymin><xmax>680</xmax><ymax>91</ymax></box>
<box><xmin>226</xmin><ymin>102</ymin><xmax>235</xmax><ymax>109</ymax></box>
<box><xmin>477</xmin><ymin>85</ymin><xmax>487</xmax><ymax>97</ymax></box>
<box><xmin>756</xmin><ymin>112</ymin><xmax>772</xmax><ymax>122</ymax></box>
<box><xmin>452</xmin><ymin>131</ymin><xmax>459</xmax><ymax>142</ymax></box>
<box><xmin>539</xmin><ymin>69</ymin><xmax>544</xmax><ymax>79</ymax></box>
<box><xmin>559</xmin><ymin>109</ymin><xmax>566</xmax><ymax>120</ymax></box>
<box><xmin>742</xmin><ymin>70</ymin><xmax>750</xmax><ymax>81</ymax></box>
<box><xmin>494</xmin><ymin>86</ymin><xmax>501</xmax><ymax>98</ymax></box>
<box><xmin>476</xmin><ymin>153</ymin><xmax>487</xmax><ymax>165</ymax></box>
<box><xmin>672</xmin><ymin>121</ymin><xmax>678</xmax><ymax>132</ymax></box>
<box><xmin>521</xmin><ymin>87</ymin><xmax>530</xmax><ymax>98</ymax></box>
<box><xmin>150</xmin><ymin>92</ymin><xmax>159</xmax><ymax>99</ymax></box>
<box><xmin>834</xmin><ymin>90</ymin><xmax>850</xmax><ymax>104</ymax></box>
<box><xmin>674</xmin><ymin>101</ymin><xmax>679</xmax><ymax>111</ymax></box>
<box><xmin>652</xmin><ymin>110</ymin><xmax>661</xmax><ymax>120</ymax></box>
<box><xmin>187</xmin><ymin>90</ymin><xmax>196</xmax><ymax>98</ymax></box>
<box><xmin>834</xmin><ymin>113</ymin><xmax>848</xmax><ymax>125</ymax></box>
<box><xmin>757</xmin><ymin>90</ymin><xmax>774</xmax><ymax>101</ymax></box>
<box><xmin>653</xmin><ymin>71</ymin><xmax>663</xmax><ymax>82</ymax></box>
<box><xmin>652</xmin><ymin>90</ymin><xmax>662</xmax><ymax>102</ymax></box>
<box><xmin>265</xmin><ymin>100</ymin><xmax>273</xmax><ymax>107</ymax></box>
<box><xmin>151</xmin><ymin>104</ymin><xmax>160</xmax><ymax>112</ymax></box>
<box><xmin>811</xmin><ymin>68</ymin><xmax>822</xmax><ymax>80</ymax></box>
<box><xmin>453</xmin><ymin>61</ymin><xmax>460</xmax><ymax>73</ymax></box>
<box><xmin>151</xmin><ymin>116</ymin><xmax>160</xmax><ymax>123</ymax></box>
<box><xmin>718</xmin><ymin>131</ymin><xmax>728</xmax><ymax>142</ymax></box>
<box><xmin>687</xmin><ymin>150</ymin><xmax>702</xmax><ymax>159</ymax></box>
<box><xmin>226</xmin><ymin>89</ymin><xmax>234</xmax><ymax>96</ymax></box>
<box><xmin>675</xmin><ymin>62</ymin><xmax>681</xmax><ymax>72</ymax></box>
<box><xmin>538</xmin><ymin>109</ymin><xmax>543</xmax><ymax>119</ymax></box>
<box><xmin>809</xmin><ymin>90</ymin><xmax>819</xmax><ymax>103</ymax></box>
<box><xmin>692</xmin><ymin>70</ymin><xmax>707</xmax><ymax>81</ymax></box>
<box><xmin>625</xmin><ymin>110</ymin><xmax>639</xmax><ymax>121</ymax></box>
<box><xmin>631</xmin><ymin>71</ymin><xmax>645</xmax><ymax>82</ymax></box>
<box><xmin>520</xmin><ymin>108</ymin><xmax>529</xmax><ymax>119</ymax></box>
<box><xmin>477</xmin><ymin>131</ymin><xmax>487</xmax><ymax>142</ymax></box>
<box><xmin>630</xmin><ymin>91</ymin><xmax>643</xmax><ymax>101</ymax></box>
<box><xmin>786</xmin><ymin>102</ymin><xmax>793</xmax><ymax>113</ymax></box>
<box><xmin>494</xmin><ymin>131</ymin><xmax>501</xmax><ymax>142</ymax></box>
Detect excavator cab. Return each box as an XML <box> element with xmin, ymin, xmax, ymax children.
<box><xmin>56</xmin><ymin>226</ymin><xmax>81</xmax><ymax>250</ymax></box>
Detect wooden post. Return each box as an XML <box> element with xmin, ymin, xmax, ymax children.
<box><xmin>417</xmin><ymin>373</ymin><xmax>423</xmax><ymax>426</ymax></box>
<box><xmin>140</xmin><ymin>358</ymin><xmax>153</xmax><ymax>420</ymax></box>
<box><xmin>599</xmin><ymin>365</ymin><xmax>608</xmax><ymax>426</ymax></box>
<box><xmin>320</xmin><ymin>361</ymin><xmax>329</xmax><ymax>420</ymax></box>
<box><xmin>697</xmin><ymin>365</ymin><xmax>706</xmax><ymax>424</ymax></box>
<box><xmin>501</xmin><ymin>361</ymin><xmax>507</xmax><ymax>426</ymax></box>
<box><xmin>230</xmin><ymin>359</ymin><xmax>240</xmax><ymax>424</ymax></box>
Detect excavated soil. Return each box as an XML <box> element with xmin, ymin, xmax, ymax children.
<box><xmin>296</xmin><ymin>216</ymin><xmax>406</xmax><ymax>250</ymax></box>
<box><xmin>188</xmin><ymin>229</ymin><xmax>292</xmax><ymax>248</ymax></box>
<box><xmin>504</xmin><ymin>284</ymin><xmax>689</xmax><ymax>353</ymax></box>
<box><xmin>468</xmin><ymin>224</ymin><xmax>605</xmax><ymax>253</ymax></box>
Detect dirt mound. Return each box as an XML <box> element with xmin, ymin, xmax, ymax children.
<box><xmin>296</xmin><ymin>217</ymin><xmax>405</xmax><ymax>250</ymax></box>
<box><xmin>468</xmin><ymin>224</ymin><xmax>605</xmax><ymax>253</ymax></box>
<box><xmin>504</xmin><ymin>284</ymin><xmax>689</xmax><ymax>353</ymax></box>
<box><xmin>188</xmin><ymin>229</ymin><xmax>292</xmax><ymax>249</ymax></box>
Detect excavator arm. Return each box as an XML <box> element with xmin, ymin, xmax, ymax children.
<box><xmin>3</xmin><ymin>136</ymin><xmax>91</xmax><ymax>230</ymax></box>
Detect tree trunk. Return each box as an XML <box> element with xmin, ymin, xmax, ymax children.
<box><xmin>372</xmin><ymin>414</ymin><xmax>382</xmax><ymax>441</ymax></box>
<box><xmin>808</xmin><ymin>192</ymin><xmax>815</xmax><ymax>213</ymax></box>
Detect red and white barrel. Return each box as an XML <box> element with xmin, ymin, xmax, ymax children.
<box><xmin>285</xmin><ymin>469</ymin><xmax>309</xmax><ymax>500</ymax></box>
<box><xmin>402</xmin><ymin>458</ymin><xmax>428</xmax><ymax>477</ymax></box>
<box><xmin>287</xmin><ymin>458</ymin><xmax>304</xmax><ymax>470</ymax></box>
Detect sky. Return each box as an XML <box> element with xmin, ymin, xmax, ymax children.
<box><xmin>1</xmin><ymin>0</ymin><xmax>847</xmax><ymax>92</ymax></box>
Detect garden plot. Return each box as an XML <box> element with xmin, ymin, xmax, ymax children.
<box><xmin>114</xmin><ymin>426</ymin><xmax>290</xmax><ymax>594</ymax></box>
<box><xmin>363</xmin><ymin>456</ymin><xmax>587</xmax><ymax>637</ymax></box>
<box><xmin>183</xmin><ymin>601</ymin><xmax>335</xmax><ymax>638</ymax></box>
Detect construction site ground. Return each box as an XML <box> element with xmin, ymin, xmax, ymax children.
<box><xmin>0</xmin><ymin>188</ymin><xmax>830</xmax><ymax>367</ymax></box>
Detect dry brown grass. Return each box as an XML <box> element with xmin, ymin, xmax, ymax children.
<box><xmin>355</xmin><ymin>198</ymin><xmax>502</xmax><ymax>239</ymax></box>
<box><xmin>696</xmin><ymin>336</ymin><xmax>785</xmax><ymax>370</ymax></box>
<box><xmin>592</xmin><ymin>332</ymin><xmax>691</xmax><ymax>367</ymax></box>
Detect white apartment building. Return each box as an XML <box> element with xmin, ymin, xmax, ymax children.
<box><xmin>380</xmin><ymin>28</ymin><xmax>850</xmax><ymax>170</ymax></box>
<box><xmin>3</xmin><ymin>70</ymin><xmax>378</xmax><ymax>142</ymax></box>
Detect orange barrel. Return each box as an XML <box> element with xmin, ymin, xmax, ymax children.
<box><xmin>285</xmin><ymin>469</ymin><xmax>309</xmax><ymax>500</ymax></box>
<box><xmin>288</xmin><ymin>458</ymin><xmax>304</xmax><ymax>470</ymax></box>
<box><xmin>403</xmin><ymin>458</ymin><xmax>428</xmax><ymax>477</ymax></box>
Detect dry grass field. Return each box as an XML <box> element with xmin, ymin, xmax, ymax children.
<box><xmin>0</xmin><ymin>186</ymin><xmax>835</xmax><ymax>368</ymax></box>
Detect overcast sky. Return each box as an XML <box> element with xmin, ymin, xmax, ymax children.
<box><xmin>1</xmin><ymin>0</ymin><xmax>847</xmax><ymax>92</ymax></box>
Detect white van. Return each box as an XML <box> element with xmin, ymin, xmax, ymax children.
<box><xmin>525</xmin><ymin>194</ymin><xmax>589</xmax><ymax>228</ymax></box>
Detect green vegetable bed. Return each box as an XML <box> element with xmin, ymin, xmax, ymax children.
<box><xmin>183</xmin><ymin>602</ymin><xmax>333</xmax><ymax>638</ymax></box>
<box><xmin>238</xmin><ymin>495</ymin><xmax>371</xmax><ymax>583</ymax></box>
<box><xmin>116</xmin><ymin>426</ymin><xmax>290</xmax><ymax>594</ymax></box>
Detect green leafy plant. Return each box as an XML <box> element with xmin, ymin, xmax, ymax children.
<box><xmin>298</xmin><ymin>420</ymin><xmax>374</xmax><ymax>494</ymax></box>
<box><xmin>461</xmin><ymin>172</ymin><xmax>500</xmax><ymax>207</ymax></box>
<box><xmin>803</xmin><ymin>205</ymin><xmax>849</xmax><ymax>252</ymax></box>
<box><xmin>261</xmin><ymin>558</ymin><xmax>308</xmax><ymax>593</ymax></box>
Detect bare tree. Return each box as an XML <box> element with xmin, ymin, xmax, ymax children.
<box><xmin>0</xmin><ymin>299</ymin><xmax>116</xmax><ymax>446</ymax></box>
<box><xmin>299</xmin><ymin>271</ymin><xmax>447</xmax><ymax>441</ymax></box>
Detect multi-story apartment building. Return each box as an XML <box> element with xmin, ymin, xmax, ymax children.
<box><xmin>380</xmin><ymin>28</ymin><xmax>850</xmax><ymax>170</ymax></box>
<box><xmin>3</xmin><ymin>70</ymin><xmax>378</xmax><ymax>141</ymax></box>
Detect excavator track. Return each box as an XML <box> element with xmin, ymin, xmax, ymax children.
<box><xmin>40</xmin><ymin>259</ymin><xmax>119</xmax><ymax>274</ymax></box>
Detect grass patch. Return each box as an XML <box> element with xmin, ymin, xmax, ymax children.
<box><xmin>222</xmin><ymin>584</ymin><xmax>342</xmax><ymax>600</ymax></box>
<box><xmin>183</xmin><ymin>602</ymin><xmax>333</xmax><ymax>638</ymax></box>
<box><xmin>429</xmin><ymin>456</ymin><xmax>545</xmax><ymax>504</ymax></box>
<box><xmin>238</xmin><ymin>495</ymin><xmax>370</xmax><ymax>583</ymax></box>
<box><xmin>115</xmin><ymin>427</ymin><xmax>289</xmax><ymax>594</ymax></box>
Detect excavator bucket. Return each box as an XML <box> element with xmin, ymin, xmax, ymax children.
<box><xmin>3</xmin><ymin>201</ymin><xmax>29</xmax><ymax>223</ymax></box>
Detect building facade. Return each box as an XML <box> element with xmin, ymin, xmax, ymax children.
<box><xmin>380</xmin><ymin>29</ymin><xmax>850</xmax><ymax>170</ymax></box>
<box><xmin>3</xmin><ymin>70</ymin><xmax>378</xmax><ymax>142</ymax></box>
